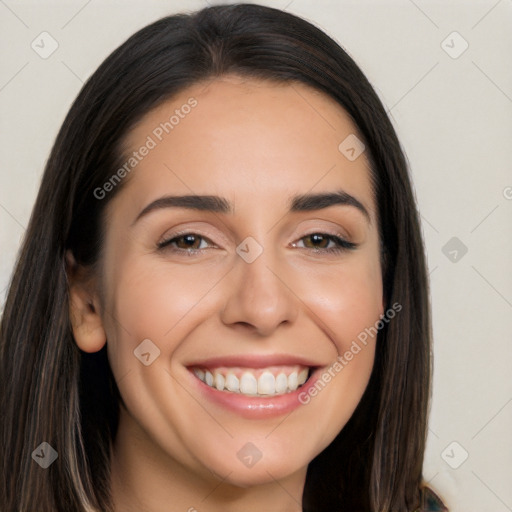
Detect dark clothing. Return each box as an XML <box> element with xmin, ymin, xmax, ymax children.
<box><xmin>415</xmin><ymin>486</ymin><xmax>449</xmax><ymax>511</ymax></box>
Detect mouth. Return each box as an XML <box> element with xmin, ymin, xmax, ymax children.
<box><xmin>190</xmin><ymin>364</ymin><xmax>312</xmax><ymax>397</ymax></box>
<box><xmin>185</xmin><ymin>354</ymin><xmax>324</xmax><ymax>418</ymax></box>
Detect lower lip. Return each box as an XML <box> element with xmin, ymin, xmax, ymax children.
<box><xmin>188</xmin><ymin>367</ymin><xmax>323</xmax><ymax>419</ymax></box>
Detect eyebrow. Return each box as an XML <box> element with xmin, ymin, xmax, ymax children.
<box><xmin>132</xmin><ymin>189</ymin><xmax>371</xmax><ymax>225</ymax></box>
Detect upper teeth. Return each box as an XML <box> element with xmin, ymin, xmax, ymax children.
<box><xmin>192</xmin><ymin>366</ymin><xmax>310</xmax><ymax>397</ymax></box>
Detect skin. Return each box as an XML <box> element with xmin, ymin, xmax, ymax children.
<box><xmin>67</xmin><ymin>74</ymin><xmax>384</xmax><ymax>512</ymax></box>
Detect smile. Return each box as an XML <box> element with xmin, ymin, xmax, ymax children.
<box><xmin>191</xmin><ymin>365</ymin><xmax>310</xmax><ymax>397</ymax></box>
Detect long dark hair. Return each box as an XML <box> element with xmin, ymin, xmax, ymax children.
<box><xmin>0</xmin><ymin>4</ymin><xmax>443</xmax><ymax>511</ymax></box>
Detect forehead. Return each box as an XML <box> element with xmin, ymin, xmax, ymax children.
<box><xmin>111</xmin><ymin>75</ymin><xmax>376</xmax><ymax>222</ymax></box>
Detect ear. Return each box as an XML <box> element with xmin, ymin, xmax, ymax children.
<box><xmin>65</xmin><ymin>249</ymin><xmax>107</xmax><ymax>353</ymax></box>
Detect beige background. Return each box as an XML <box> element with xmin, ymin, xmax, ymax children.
<box><xmin>1</xmin><ymin>1</ymin><xmax>511</xmax><ymax>510</ymax></box>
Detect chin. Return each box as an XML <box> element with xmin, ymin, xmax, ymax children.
<box><xmin>219</xmin><ymin>463</ymin><xmax>301</xmax><ymax>488</ymax></box>
<box><xmin>197</xmin><ymin>443</ymin><xmax>309</xmax><ymax>488</ymax></box>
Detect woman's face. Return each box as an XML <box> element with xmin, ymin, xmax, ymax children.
<box><xmin>85</xmin><ymin>75</ymin><xmax>384</xmax><ymax>488</ymax></box>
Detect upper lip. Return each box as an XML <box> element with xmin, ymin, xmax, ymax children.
<box><xmin>186</xmin><ymin>353</ymin><xmax>323</xmax><ymax>370</ymax></box>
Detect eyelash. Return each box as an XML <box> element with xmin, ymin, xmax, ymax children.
<box><xmin>156</xmin><ymin>231</ymin><xmax>357</xmax><ymax>256</ymax></box>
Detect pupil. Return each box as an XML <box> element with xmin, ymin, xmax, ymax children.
<box><xmin>180</xmin><ymin>234</ymin><xmax>199</xmax><ymax>248</ymax></box>
<box><xmin>311</xmin><ymin>234</ymin><xmax>325</xmax><ymax>247</ymax></box>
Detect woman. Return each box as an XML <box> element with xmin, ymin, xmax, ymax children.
<box><xmin>0</xmin><ymin>4</ymin><xmax>448</xmax><ymax>511</ymax></box>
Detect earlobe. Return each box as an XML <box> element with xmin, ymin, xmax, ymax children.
<box><xmin>66</xmin><ymin>250</ymin><xmax>107</xmax><ymax>353</ymax></box>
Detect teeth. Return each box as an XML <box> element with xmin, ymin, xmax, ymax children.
<box><xmin>275</xmin><ymin>373</ymin><xmax>288</xmax><ymax>394</ymax></box>
<box><xmin>298</xmin><ymin>368</ymin><xmax>308</xmax><ymax>385</ymax></box>
<box><xmin>240</xmin><ymin>372</ymin><xmax>258</xmax><ymax>395</ymax></box>
<box><xmin>193</xmin><ymin>368</ymin><xmax>205</xmax><ymax>381</ymax></box>
<box><xmin>214</xmin><ymin>372</ymin><xmax>225</xmax><ymax>391</ymax></box>
<box><xmin>193</xmin><ymin>365</ymin><xmax>311</xmax><ymax>397</ymax></box>
<box><xmin>225</xmin><ymin>373</ymin><xmax>240</xmax><ymax>393</ymax></box>
<box><xmin>288</xmin><ymin>371</ymin><xmax>298</xmax><ymax>391</ymax></box>
<box><xmin>257</xmin><ymin>371</ymin><xmax>276</xmax><ymax>396</ymax></box>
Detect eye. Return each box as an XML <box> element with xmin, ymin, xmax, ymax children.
<box><xmin>292</xmin><ymin>233</ymin><xmax>357</xmax><ymax>254</ymax></box>
<box><xmin>156</xmin><ymin>231</ymin><xmax>357</xmax><ymax>256</ymax></box>
<box><xmin>157</xmin><ymin>232</ymin><xmax>216</xmax><ymax>254</ymax></box>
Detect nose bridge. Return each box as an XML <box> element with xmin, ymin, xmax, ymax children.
<box><xmin>220</xmin><ymin>234</ymin><xmax>298</xmax><ymax>335</ymax></box>
<box><xmin>241</xmin><ymin>238</ymin><xmax>282</xmax><ymax>301</ymax></box>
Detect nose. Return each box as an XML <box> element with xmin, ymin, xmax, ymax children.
<box><xmin>220</xmin><ymin>244</ymin><xmax>299</xmax><ymax>337</ymax></box>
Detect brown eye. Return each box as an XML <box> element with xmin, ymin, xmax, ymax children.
<box><xmin>173</xmin><ymin>234</ymin><xmax>203</xmax><ymax>250</ymax></box>
<box><xmin>157</xmin><ymin>233</ymin><xmax>213</xmax><ymax>252</ymax></box>
<box><xmin>293</xmin><ymin>233</ymin><xmax>357</xmax><ymax>254</ymax></box>
<box><xmin>302</xmin><ymin>233</ymin><xmax>331</xmax><ymax>249</ymax></box>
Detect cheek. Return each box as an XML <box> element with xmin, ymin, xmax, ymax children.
<box><xmin>101</xmin><ymin>254</ymin><xmax>233</xmax><ymax>389</ymax></box>
<box><xmin>107</xmin><ymin>257</ymin><xmax>224</xmax><ymax>338</ymax></box>
<box><xmin>291</xmin><ymin>255</ymin><xmax>382</xmax><ymax>435</ymax></box>
<box><xmin>100</xmin><ymin>258</ymin><xmax>230</xmax><ymax>448</ymax></box>
<box><xmin>295</xmin><ymin>254</ymin><xmax>383</xmax><ymax>352</ymax></box>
